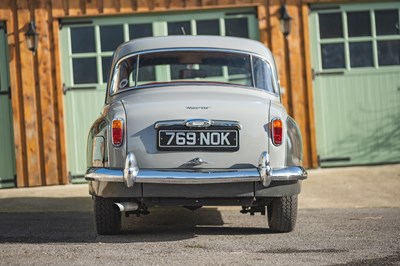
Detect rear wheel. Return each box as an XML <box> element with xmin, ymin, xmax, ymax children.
<box><xmin>267</xmin><ymin>195</ymin><xmax>298</xmax><ymax>232</ymax></box>
<box><xmin>94</xmin><ymin>196</ymin><xmax>121</xmax><ymax>235</ymax></box>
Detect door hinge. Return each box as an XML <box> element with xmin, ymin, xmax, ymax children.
<box><xmin>319</xmin><ymin>157</ymin><xmax>351</xmax><ymax>165</ymax></box>
<box><xmin>309</xmin><ymin>5</ymin><xmax>340</xmax><ymax>11</ymax></box>
<box><xmin>0</xmin><ymin>86</ymin><xmax>11</xmax><ymax>98</ymax></box>
<box><xmin>62</xmin><ymin>83</ymin><xmax>69</xmax><ymax>95</ymax></box>
<box><xmin>312</xmin><ymin>69</ymin><xmax>345</xmax><ymax>80</ymax></box>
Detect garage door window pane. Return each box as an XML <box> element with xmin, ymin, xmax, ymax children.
<box><xmin>375</xmin><ymin>10</ymin><xmax>400</xmax><ymax>36</ymax></box>
<box><xmin>321</xmin><ymin>43</ymin><xmax>345</xmax><ymax>69</ymax></box>
<box><xmin>225</xmin><ymin>18</ymin><xmax>248</xmax><ymax>38</ymax></box>
<box><xmin>378</xmin><ymin>40</ymin><xmax>400</xmax><ymax>66</ymax></box>
<box><xmin>71</xmin><ymin>27</ymin><xmax>95</xmax><ymax>53</ymax></box>
<box><xmin>197</xmin><ymin>20</ymin><xmax>220</xmax><ymax>35</ymax></box>
<box><xmin>73</xmin><ymin>58</ymin><xmax>98</xmax><ymax>84</ymax></box>
<box><xmin>319</xmin><ymin>13</ymin><xmax>343</xmax><ymax>39</ymax></box>
<box><xmin>349</xmin><ymin>42</ymin><xmax>373</xmax><ymax>68</ymax></box>
<box><xmin>347</xmin><ymin>11</ymin><xmax>371</xmax><ymax>37</ymax></box>
<box><xmin>129</xmin><ymin>24</ymin><xmax>153</xmax><ymax>39</ymax></box>
<box><xmin>168</xmin><ymin>21</ymin><xmax>191</xmax><ymax>35</ymax></box>
<box><xmin>100</xmin><ymin>25</ymin><xmax>124</xmax><ymax>52</ymax></box>
<box><xmin>102</xmin><ymin>56</ymin><xmax>112</xmax><ymax>83</ymax></box>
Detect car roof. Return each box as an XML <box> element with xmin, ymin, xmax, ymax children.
<box><xmin>114</xmin><ymin>35</ymin><xmax>275</xmax><ymax>62</ymax></box>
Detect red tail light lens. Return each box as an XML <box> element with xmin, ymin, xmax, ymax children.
<box><xmin>271</xmin><ymin>118</ymin><xmax>283</xmax><ymax>146</ymax></box>
<box><xmin>112</xmin><ymin>119</ymin><xmax>123</xmax><ymax>146</ymax></box>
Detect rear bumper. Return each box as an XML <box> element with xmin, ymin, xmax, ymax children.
<box><xmin>85</xmin><ymin>152</ymin><xmax>307</xmax><ymax>188</ymax></box>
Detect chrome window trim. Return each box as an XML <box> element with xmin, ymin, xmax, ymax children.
<box><xmin>108</xmin><ymin>48</ymin><xmax>280</xmax><ymax>98</ymax></box>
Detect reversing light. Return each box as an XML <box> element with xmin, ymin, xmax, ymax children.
<box><xmin>271</xmin><ymin>118</ymin><xmax>283</xmax><ymax>146</ymax></box>
<box><xmin>112</xmin><ymin>119</ymin><xmax>123</xmax><ymax>146</ymax></box>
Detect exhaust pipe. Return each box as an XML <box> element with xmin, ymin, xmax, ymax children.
<box><xmin>114</xmin><ymin>202</ymin><xmax>139</xmax><ymax>212</ymax></box>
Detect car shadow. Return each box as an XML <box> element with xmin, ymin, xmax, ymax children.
<box><xmin>0</xmin><ymin>197</ymin><xmax>272</xmax><ymax>244</ymax></box>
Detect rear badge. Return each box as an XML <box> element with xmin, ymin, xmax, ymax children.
<box><xmin>186</xmin><ymin>106</ymin><xmax>211</xmax><ymax>110</ymax></box>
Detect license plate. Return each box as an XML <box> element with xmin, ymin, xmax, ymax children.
<box><xmin>158</xmin><ymin>129</ymin><xmax>239</xmax><ymax>151</ymax></box>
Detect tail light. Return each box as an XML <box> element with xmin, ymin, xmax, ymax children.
<box><xmin>271</xmin><ymin>118</ymin><xmax>283</xmax><ymax>146</ymax></box>
<box><xmin>112</xmin><ymin>119</ymin><xmax>124</xmax><ymax>146</ymax></box>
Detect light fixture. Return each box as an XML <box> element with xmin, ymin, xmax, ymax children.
<box><xmin>279</xmin><ymin>5</ymin><xmax>292</xmax><ymax>37</ymax></box>
<box><xmin>25</xmin><ymin>21</ymin><xmax>39</xmax><ymax>55</ymax></box>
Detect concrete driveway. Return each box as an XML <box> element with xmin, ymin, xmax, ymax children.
<box><xmin>0</xmin><ymin>164</ymin><xmax>399</xmax><ymax>265</ymax></box>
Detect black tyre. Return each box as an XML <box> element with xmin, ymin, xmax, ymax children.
<box><xmin>94</xmin><ymin>196</ymin><xmax>121</xmax><ymax>235</ymax></box>
<box><xmin>267</xmin><ymin>195</ymin><xmax>298</xmax><ymax>233</ymax></box>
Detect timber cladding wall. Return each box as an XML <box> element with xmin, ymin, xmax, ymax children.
<box><xmin>0</xmin><ymin>0</ymin><xmax>329</xmax><ymax>187</ymax></box>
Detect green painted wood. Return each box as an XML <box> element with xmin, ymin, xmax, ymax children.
<box><xmin>64</xmin><ymin>90</ymin><xmax>105</xmax><ymax>176</ymax></box>
<box><xmin>0</xmin><ymin>22</ymin><xmax>16</xmax><ymax>188</ymax></box>
<box><xmin>309</xmin><ymin>2</ymin><xmax>400</xmax><ymax>167</ymax></box>
<box><xmin>60</xmin><ymin>8</ymin><xmax>259</xmax><ymax>177</ymax></box>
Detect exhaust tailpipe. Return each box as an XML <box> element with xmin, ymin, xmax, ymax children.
<box><xmin>114</xmin><ymin>202</ymin><xmax>139</xmax><ymax>212</ymax></box>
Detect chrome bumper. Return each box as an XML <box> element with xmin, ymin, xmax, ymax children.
<box><xmin>85</xmin><ymin>152</ymin><xmax>307</xmax><ymax>188</ymax></box>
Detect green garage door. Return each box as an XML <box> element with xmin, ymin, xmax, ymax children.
<box><xmin>60</xmin><ymin>8</ymin><xmax>259</xmax><ymax>180</ymax></box>
<box><xmin>0</xmin><ymin>22</ymin><xmax>16</xmax><ymax>188</ymax></box>
<box><xmin>309</xmin><ymin>2</ymin><xmax>400</xmax><ymax>167</ymax></box>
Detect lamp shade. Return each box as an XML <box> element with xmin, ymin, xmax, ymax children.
<box><xmin>25</xmin><ymin>21</ymin><xmax>39</xmax><ymax>54</ymax></box>
<box><xmin>279</xmin><ymin>5</ymin><xmax>293</xmax><ymax>37</ymax></box>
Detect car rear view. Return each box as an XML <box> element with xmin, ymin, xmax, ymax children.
<box><xmin>85</xmin><ymin>36</ymin><xmax>307</xmax><ymax>235</ymax></box>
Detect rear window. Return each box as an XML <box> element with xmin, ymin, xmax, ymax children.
<box><xmin>109</xmin><ymin>50</ymin><xmax>276</xmax><ymax>94</ymax></box>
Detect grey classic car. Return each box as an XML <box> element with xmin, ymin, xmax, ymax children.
<box><xmin>85</xmin><ymin>35</ymin><xmax>307</xmax><ymax>235</ymax></box>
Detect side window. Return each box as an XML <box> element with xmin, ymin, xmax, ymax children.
<box><xmin>253</xmin><ymin>57</ymin><xmax>275</xmax><ymax>93</ymax></box>
<box><xmin>112</xmin><ymin>56</ymin><xmax>137</xmax><ymax>93</ymax></box>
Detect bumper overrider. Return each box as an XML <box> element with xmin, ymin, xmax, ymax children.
<box><xmin>85</xmin><ymin>152</ymin><xmax>307</xmax><ymax>188</ymax></box>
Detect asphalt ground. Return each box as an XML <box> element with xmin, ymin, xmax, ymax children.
<box><xmin>0</xmin><ymin>164</ymin><xmax>399</xmax><ymax>265</ymax></box>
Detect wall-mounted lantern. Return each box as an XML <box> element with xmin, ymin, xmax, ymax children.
<box><xmin>25</xmin><ymin>21</ymin><xmax>39</xmax><ymax>55</ymax></box>
<box><xmin>279</xmin><ymin>5</ymin><xmax>293</xmax><ymax>37</ymax></box>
